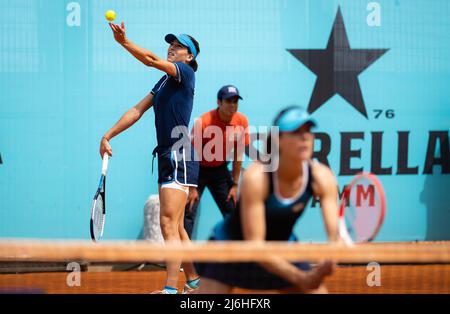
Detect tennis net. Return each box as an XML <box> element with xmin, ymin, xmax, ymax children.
<box><xmin>0</xmin><ymin>240</ymin><xmax>449</xmax><ymax>294</ymax></box>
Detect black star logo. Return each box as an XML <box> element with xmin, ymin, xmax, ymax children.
<box><xmin>287</xmin><ymin>7</ymin><xmax>388</xmax><ymax>118</ymax></box>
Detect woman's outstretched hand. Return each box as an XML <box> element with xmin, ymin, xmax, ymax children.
<box><xmin>109</xmin><ymin>22</ymin><xmax>126</xmax><ymax>45</ymax></box>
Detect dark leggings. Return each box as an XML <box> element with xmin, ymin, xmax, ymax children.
<box><xmin>184</xmin><ymin>163</ymin><xmax>236</xmax><ymax>238</ymax></box>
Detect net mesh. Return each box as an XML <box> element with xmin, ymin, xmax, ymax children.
<box><xmin>0</xmin><ymin>240</ymin><xmax>449</xmax><ymax>294</ymax></box>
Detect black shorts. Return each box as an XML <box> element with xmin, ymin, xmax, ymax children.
<box><xmin>195</xmin><ymin>235</ymin><xmax>312</xmax><ymax>290</ymax></box>
<box><xmin>156</xmin><ymin>146</ymin><xmax>199</xmax><ymax>187</ymax></box>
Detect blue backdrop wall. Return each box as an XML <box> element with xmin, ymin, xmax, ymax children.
<box><xmin>1</xmin><ymin>0</ymin><xmax>449</xmax><ymax>241</ymax></box>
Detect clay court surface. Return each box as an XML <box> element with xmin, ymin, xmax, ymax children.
<box><xmin>1</xmin><ymin>264</ymin><xmax>449</xmax><ymax>294</ymax></box>
<box><xmin>1</xmin><ymin>241</ymin><xmax>449</xmax><ymax>294</ymax></box>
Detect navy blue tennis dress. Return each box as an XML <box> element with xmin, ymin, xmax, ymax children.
<box><xmin>196</xmin><ymin>161</ymin><xmax>315</xmax><ymax>290</ymax></box>
<box><xmin>151</xmin><ymin>61</ymin><xmax>198</xmax><ymax>187</ymax></box>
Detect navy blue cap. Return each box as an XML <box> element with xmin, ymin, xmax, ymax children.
<box><xmin>165</xmin><ymin>34</ymin><xmax>198</xmax><ymax>58</ymax></box>
<box><xmin>217</xmin><ymin>85</ymin><xmax>243</xmax><ymax>100</ymax></box>
<box><xmin>274</xmin><ymin>106</ymin><xmax>317</xmax><ymax>132</ymax></box>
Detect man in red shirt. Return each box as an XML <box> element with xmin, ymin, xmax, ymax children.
<box><xmin>185</xmin><ymin>85</ymin><xmax>249</xmax><ymax>238</ymax></box>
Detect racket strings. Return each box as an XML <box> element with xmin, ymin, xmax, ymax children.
<box><xmin>344</xmin><ymin>176</ymin><xmax>384</xmax><ymax>242</ymax></box>
<box><xmin>93</xmin><ymin>195</ymin><xmax>105</xmax><ymax>239</ymax></box>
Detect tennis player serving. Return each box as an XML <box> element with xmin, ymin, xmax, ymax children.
<box><xmin>196</xmin><ymin>106</ymin><xmax>339</xmax><ymax>294</ymax></box>
<box><xmin>100</xmin><ymin>22</ymin><xmax>201</xmax><ymax>294</ymax></box>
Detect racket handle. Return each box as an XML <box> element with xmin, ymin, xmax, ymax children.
<box><xmin>102</xmin><ymin>153</ymin><xmax>109</xmax><ymax>176</ymax></box>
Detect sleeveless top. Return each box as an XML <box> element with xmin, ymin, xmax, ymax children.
<box><xmin>212</xmin><ymin>161</ymin><xmax>314</xmax><ymax>241</ymax></box>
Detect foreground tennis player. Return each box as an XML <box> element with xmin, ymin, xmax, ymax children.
<box><xmin>195</xmin><ymin>106</ymin><xmax>339</xmax><ymax>294</ymax></box>
<box><xmin>100</xmin><ymin>22</ymin><xmax>201</xmax><ymax>294</ymax></box>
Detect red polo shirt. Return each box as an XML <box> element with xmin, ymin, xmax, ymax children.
<box><xmin>192</xmin><ymin>109</ymin><xmax>249</xmax><ymax>167</ymax></box>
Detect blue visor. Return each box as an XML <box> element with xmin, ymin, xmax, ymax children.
<box><xmin>275</xmin><ymin>107</ymin><xmax>317</xmax><ymax>132</ymax></box>
<box><xmin>165</xmin><ymin>34</ymin><xmax>198</xmax><ymax>59</ymax></box>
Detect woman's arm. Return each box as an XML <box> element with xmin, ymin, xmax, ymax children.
<box><xmin>99</xmin><ymin>93</ymin><xmax>153</xmax><ymax>157</ymax></box>
<box><xmin>109</xmin><ymin>22</ymin><xmax>177</xmax><ymax>77</ymax></box>
<box><xmin>311</xmin><ymin>162</ymin><xmax>340</xmax><ymax>242</ymax></box>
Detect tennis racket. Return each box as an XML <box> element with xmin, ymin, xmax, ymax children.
<box><xmin>90</xmin><ymin>153</ymin><xmax>110</xmax><ymax>242</ymax></box>
<box><xmin>338</xmin><ymin>172</ymin><xmax>386</xmax><ymax>246</ymax></box>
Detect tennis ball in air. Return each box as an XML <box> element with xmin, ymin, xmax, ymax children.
<box><xmin>105</xmin><ymin>10</ymin><xmax>116</xmax><ymax>22</ymax></box>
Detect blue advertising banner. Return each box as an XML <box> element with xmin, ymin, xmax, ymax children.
<box><xmin>0</xmin><ymin>1</ymin><xmax>449</xmax><ymax>241</ymax></box>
